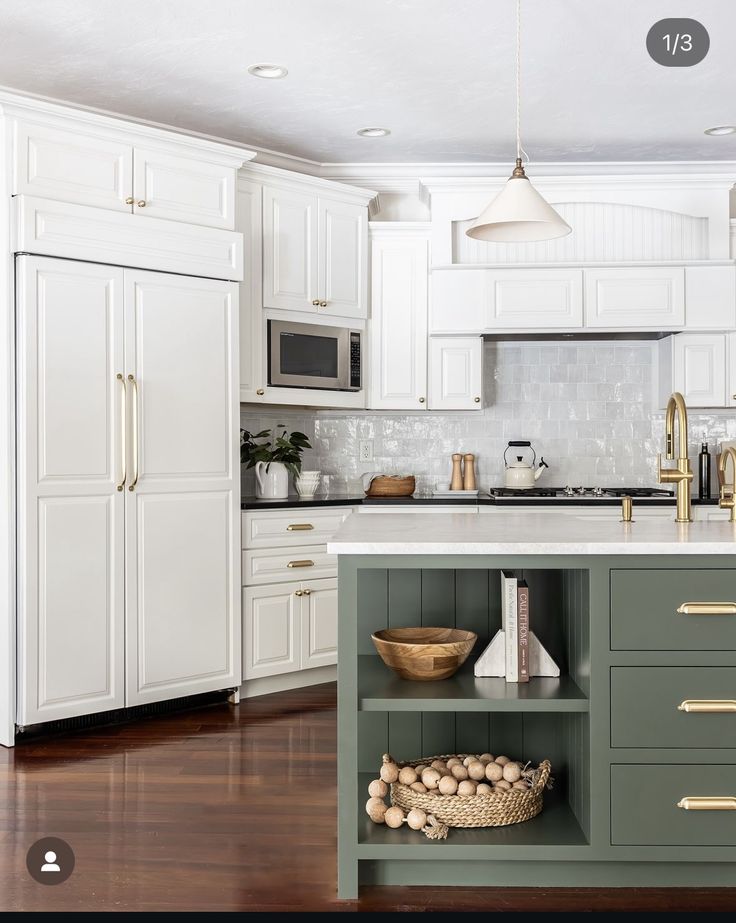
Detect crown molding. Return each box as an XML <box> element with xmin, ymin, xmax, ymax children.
<box><xmin>239</xmin><ymin>161</ymin><xmax>376</xmax><ymax>205</ymax></box>
<box><xmin>368</xmin><ymin>221</ymin><xmax>432</xmax><ymax>238</ymax></box>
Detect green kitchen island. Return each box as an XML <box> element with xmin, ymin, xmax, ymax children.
<box><xmin>328</xmin><ymin>511</ymin><xmax>736</xmax><ymax>898</ymax></box>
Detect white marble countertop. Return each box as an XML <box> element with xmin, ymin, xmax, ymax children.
<box><xmin>327</xmin><ymin>510</ymin><xmax>736</xmax><ymax>555</ymax></box>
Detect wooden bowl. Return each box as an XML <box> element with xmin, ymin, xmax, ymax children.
<box><xmin>365</xmin><ymin>475</ymin><xmax>415</xmax><ymax>497</ymax></box>
<box><xmin>371</xmin><ymin>627</ymin><xmax>478</xmax><ymax>681</ymax></box>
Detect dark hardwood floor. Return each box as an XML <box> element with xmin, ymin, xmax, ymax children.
<box><xmin>1</xmin><ymin>683</ymin><xmax>734</xmax><ymax>912</ymax></box>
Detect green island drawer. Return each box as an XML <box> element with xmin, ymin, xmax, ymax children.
<box><xmin>611</xmin><ymin>667</ymin><xmax>736</xmax><ymax>748</ymax></box>
<box><xmin>611</xmin><ymin>569</ymin><xmax>736</xmax><ymax>650</ymax></box>
<box><xmin>611</xmin><ymin>764</ymin><xmax>736</xmax><ymax>846</ymax></box>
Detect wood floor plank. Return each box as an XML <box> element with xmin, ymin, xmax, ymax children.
<box><xmin>0</xmin><ymin>683</ymin><xmax>734</xmax><ymax>911</ymax></box>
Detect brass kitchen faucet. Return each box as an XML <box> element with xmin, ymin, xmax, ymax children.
<box><xmin>657</xmin><ymin>392</ymin><xmax>693</xmax><ymax>523</ymax></box>
<box><xmin>718</xmin><ymin>446</ymin><xmax>736</xmax><ymax>523</ymax></box>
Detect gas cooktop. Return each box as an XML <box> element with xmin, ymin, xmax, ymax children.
<box><xmin>487</xmin><ymin>486</ymin><xmax>676</xmax><ymax>501</ymax></box>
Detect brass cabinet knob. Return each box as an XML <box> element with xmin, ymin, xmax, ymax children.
<box><xmin>256</xmin><ymin>388</ymin><xmax>265</xmax><ymax>396</ymax></box>
<box><xmin>295</xmin><ymin>590</ymin><xmax>303</xmax><ymax>597</ymax></box>
<box><xmin>320</xmin><ymin>301</ymin><xmax>328</xmax><ymax>308</ymax></box>
<box><xmin>474</xmin><ymin>397</ymin><xmax>481</xmax><ymax>403</ymax></box>
<box><xmin>302</xmin><ymin>589</ymin><xmax>311</xmax><ymax>596</ymax></box>
<box><xmin>125</xmin><ymin>196</ymin><xmax>134</xmax><ymax>205</ymax></box>
<box><xmin>311</xmin><ymin>299</ymin><xmax>320</xmax><ymax>306</ymax></box>
<box><xmin>137</xmin><ymin>200</ymin><xmax>146</xmax><ymax>207</ymax></box>
<box><xmin>418</xmin><ymin>397</ymin><xmax>425</xmax><ymax>403</ymax></box>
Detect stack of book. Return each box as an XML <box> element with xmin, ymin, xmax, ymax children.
<box><xmin>501</xmin><ymin>571</ymin><xmax>529</xmax><ymax>683</ymax></box>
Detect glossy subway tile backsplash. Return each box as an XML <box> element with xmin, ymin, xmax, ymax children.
<box><xmin>241</xmin><ymin>341</ymin><xmax>736</xmax><ymax>494</ymax></box>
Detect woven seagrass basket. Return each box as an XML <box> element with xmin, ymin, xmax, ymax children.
<box><xmin>388</xmin><ymin>754</ymin><xmax>552</xmax><ymax>832</ymax></box>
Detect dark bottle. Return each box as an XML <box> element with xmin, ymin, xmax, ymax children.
<box><xmin>698</xmin><ymin>441</ymin><xmax>711</xmax><ymax>500</ymax></box>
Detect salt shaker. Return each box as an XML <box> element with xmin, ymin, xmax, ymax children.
<box><xmin>450</xmin><ymin>453</ymin><xmax>464</xmax><ymax>491</ymax></box>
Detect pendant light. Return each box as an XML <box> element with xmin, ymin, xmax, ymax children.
<box><xmin>466</xmin><ymin>0</ymin><xmax>571</xmax><ymax>243</ymax></box>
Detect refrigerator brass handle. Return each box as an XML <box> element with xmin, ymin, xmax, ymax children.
<box><xmin>128</xmin><ymin>374</ymin><xmax>139</xmax><ymax>491</ymax></box>
<box><xmin>677</xmin><ymin>699</ymin><xmax>736</xmax><ymax>713</ymax></box>
<box><xmin>287</xmin><ymin>560</ymin><xmax>314</xmax><ymax>568</ymax></box>
<box><xmin>287</xmin><ymin>523</ymin><xmax>314</xmax><ymax>531</ymax></box>
<box><xmin>677</xmin><ymin>602</ymin><xmax>736</xmax><ymax>616</ymax></box>
<box><xmin>116</xmin><ymin>374</ymin><xmax>126</xmax><ymax>491</ymax></box>
<box><xmin>677</xmin><ymin>797</ymin><xmax>736</xmax><ymax>811</ymax></box>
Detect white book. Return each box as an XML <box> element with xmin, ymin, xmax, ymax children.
<box><xmin>501</xmin><ymin>570</ymin><xmax>518</xmax><ymax>682</ymax></box>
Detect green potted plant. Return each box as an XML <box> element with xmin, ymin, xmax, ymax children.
<box><xmin>240</xmin><ymin>425</ymin><xmax>312</xmax><ymax>499</ymax></box>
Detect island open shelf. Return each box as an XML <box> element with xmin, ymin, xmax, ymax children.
<box><xmin>358</xmin><ymin>656</ymin><xmax>589</xmax><ymax>712</ymax></box>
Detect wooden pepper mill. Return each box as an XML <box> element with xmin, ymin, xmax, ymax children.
<box><xmin>450</xmin><ymin>453</ymin><xmax>464</xmax><ymax>491</ymax></box>
<box><xmin>463</xmin><ymin>453</ymin><xmax>477</xmax><ymax>490</ymax></box>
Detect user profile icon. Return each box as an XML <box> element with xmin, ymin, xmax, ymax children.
<box><xmin>26</xmin><ymin>837</ymin><xmax>75</xmax><ymax>885</ymax></box>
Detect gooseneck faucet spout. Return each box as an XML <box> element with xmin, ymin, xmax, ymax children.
<box><xmin>658</xmin><ymin>391</ymin><xmax>693</xmax><ymax>523</ymax></box>
<box><xmin>718</xmin><ymin>446</ymin><xmax>736</xmax><ymax>523</ymax></box>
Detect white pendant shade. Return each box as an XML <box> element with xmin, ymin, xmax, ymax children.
<box><xmin>466</xmin><ymin>174</ymin><xmax>572</xmax><ymax>243</ymax></box>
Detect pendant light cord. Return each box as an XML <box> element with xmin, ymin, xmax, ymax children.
<box><xmin>516</xmin><ymin>0</ymin><xmax>529</xmax><ymax>164</ymax></box>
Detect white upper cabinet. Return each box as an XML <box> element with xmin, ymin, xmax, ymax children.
<box><xmin>585</xmin><ymin>267</ymin><xmax>685</xmax><ymax>328</ymax></box>
<box><xmin>237</xmin><ymin>180</ymin><xmax>265</xmax><ymax>402</ymax></box>
<box><xmin>368</xmin><ymin>229</ymin><xmax>429</xmax><ymax>410</ymax></box>
<box><xmin>428</xmin><ymin>337</ymin><xmax>483</xmax><ymax>410</ymax></box>
<box><xmin>685</xmin><ymin>266</ymin><xmax>736</xmax><ymax>329</ymax></box>
<box><xmin>263</xmin><ymin>185</ymin><xmax>319</xmax><ymax>311</ymax></box>
<box><xmin>431</xmin><ymin>268</ymin><xmax>583</xmax><ymax>331</ymax></box>
<box><xmin>10</xmin><ymin>112</ymin><xmax>249</xmax><ymax>229</ymax></box>
<box><xmin>132</xmin><ymin>147</ymin><xmax>235</xmax><ymax>228</ymax></box>
<box><xmin>262</xmin><ymin>183</ymin><xmax>368</xmax><ymax>318</ymax></box>
<box><xmin>659</xmin><ymin>333</ymin><xmax>727</xmax><ymax>408</ymax></box>
<box><xmin>14</xmin><ymin>121</ymin><xmax>133</xmax><ymax>213</ymax></box>
<box><xmin>319</xmin><ymin>198</ymin><xmax>367</xmax><ymax>318</ymax></box>
<box><xmin>729</xmin><ymin>332</ymin><xmax>736</xmax><ymax>407</ymax></box>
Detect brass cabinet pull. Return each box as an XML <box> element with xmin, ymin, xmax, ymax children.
<box><xmin>677</xmin><ymin>796</ymin><xmax>736</xmax><ymax>811</ymax></box>
<box><xmin>311</xmin><ymin>300</ymin><xmax>320</xmax><ymax>306</ymax></box>
<box><xmin>678</xmin><ymin>699</ymin><xmax>736</xmax><ymax>713</ymax></box>
<box><xmin>302</xmin><ymin>589</ymin><xmax>311</xmax><ymax>596</ymax></box>
<box><xmin>125</xmin><ymin>196</ymin><xmax>134</xmax><ymax>205</ymax></box>
<box><xmin>116</xmin><ymin>373</ymin><xmax>126</xmax><ymax>491</ymax></box>
<box><xmin>319</xmin><ymin>301</ymin><xmax>327</xmax><ymax>308</ymax></box>
<box><xmin>677</xmin><ymin>602</ymin><xmax>736</xmax><ymax>616</ymax></box>
<box><xmin>137</xmin><ymin>200</ymin><xmax>146</xmax><ymax>207</ymax></box>
<box><xmin>256</xmin><ymin>388</ymin><xmax>265</xmax><ymax>396</ymax></box>
<box><xmin>287</xmin><ymin>523</ymin><xmax>314</xmax><ymax>531</ymax></box>
<box><xmin>127</xmin><ymin>374</ymin><xmax>139</xmax><ymax>491</ymax></box>
<box><xmin>287</xmin><ymin>560</ymin><xmax>314</xmax><ymax>568</ymax></box>
<box><xmin>294</xmin><ymin>590</ymin><xmax>303</xmax><ymax>597</ymax></box>
<box><xmin>418</xmin><ymin>397</ymin><xmax>425</xmax><ymax>403</ymax></box>
<box><xmin>474</xmin><ymin>397</ymin><xmax>481</xmax><ymax>403</ymax></box>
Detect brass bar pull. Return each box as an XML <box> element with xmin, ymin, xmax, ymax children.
<box><xmin>287</xmin><ymin>523</ymin><xmax>314</xmax><ymax>532</ymax></box>
<box><xmin>287</xmin><ymin>560</ymin><xmax>314</xmax><ymax>568</ymax></box>
<box><xmin>677</xmin><ymin>796</ymin><xmax>736</xmax><ymax>811</ymax></box>
<box><xmin>677</xmin><ymin>602</ymin><xmax>736</xmax><ymax>616</ymax></box>
<box><xmin>128</xmin><ymin>374</ymin><xmax>139</xmax><ymax>491</ymax></box>
<box><xmin>116</xmin><ymin>374</ymin><xmax>126</xmax><ymax>491</ymax></box>
<box><xmin>678</xmin><ymin>699</ymin><xmax>736</xmax><ymax>713</ymax></box>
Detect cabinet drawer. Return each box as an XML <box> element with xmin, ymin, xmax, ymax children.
<box><xmin>611</xmin><ymin>764</ymin><xmax>736</xmax><ymax>846</ymax></box>
<box><xmin>611</xmin><ymin>667</ymin><xmax>736</xmax><ymax>748</ymax></box>
<box><xmin>242</xmin><ymin>507</ymin><xmax>351</xmax><ymax>549</ymax></box>
<box><xmin>611</xmin><ymin>569</ymin><xmax>736</xmax><ymax>650</ymax></box>
<box><xmin>243</xmin><ymin>544</ymin><xmax>336</xmax><ymax>585</ymax></box>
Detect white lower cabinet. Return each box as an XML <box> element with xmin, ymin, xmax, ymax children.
<box><xmin>243</xmin><ymin>578</ymin><xmax>338</xmax><ymax>679</ymax></box>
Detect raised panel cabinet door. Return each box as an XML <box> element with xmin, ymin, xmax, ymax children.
<box><xmin>243</xmin><ymin>584</ymin><xmax>301</xmax><ymax>679</ymax></box>
<box><xmin>16</xmin><ymin>256</ymin><xmax>125</xmax><ymax>724</ymax></box>
<box><xmin>237</xmin><ymin>181</ymin><xmax>265</xmax><ymax>401</ymax></box>
<box><xmin>124</xmin><ymin>270</ymin><xmax>240</xmax><ymax>705</ymax></box>
<box><xmin>673</xmin><ymin>333</ymin><xmax>727</xmax><ymax>407</ymax></box>
<box><xmin>728</xmin><ymin>333</ymin><xmax>736</xmax><ymax>408</ymax></box>
<box><xmin>584</xmin><ymin>267</ymin><xmax>685</xmax><ymax>328</ymax></box>
<box><xmin>301</xmin><ymin>578</ymin><xmax>338</xmax><ymax>669</ymax></box>
<box><xmin>368</xmin><ymin>234</ymin><xmax>429</xmax><ymax>410</ymax></box>
<box><xmin>13</xmin><ymin>120</ymin><xmax>133</xmax><ymax>212</ymax></box>
<box><xmin>685</xmin><ymin>266</ymin><xmax>736</xmax><ymax>329</ymax></box>
<box><xmin>430</xmin><ymin>270</ymin><xmax>485</xmax><ymax>333</ymax></box>
<box><xmin>132</xmin><ymin>147</ymin><xmax>235</xmax><ymax>229</ymax></box>
<box><xmin>318</xmin><ymin>198</ymin><xmax>367</xmax><ymax>318</ymax></box>
<box><xmin>263</xmin><ymin>185</ymin><xmax>318</xmax><ymax>311</ymax></box>
<box><xmin>428</xmin><ymin>337</ymin><xmax>483</xmax><ymax>410</ymax></box>
<box><xmin>487</xmin><ymin>269</ymin><xmax>583</xmax><ymax>329</ymax></box>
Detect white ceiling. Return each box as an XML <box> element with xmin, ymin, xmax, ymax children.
<box><xmin>0</xmin><ymin>0</ymin><xmax>735</xmax><ymax>164</ymax></box>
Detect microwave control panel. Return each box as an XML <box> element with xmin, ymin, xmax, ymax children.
<box><xmin>350</xmin><ymin>332</ymin><xmax>361</xmax><ymax>389</ymax></box>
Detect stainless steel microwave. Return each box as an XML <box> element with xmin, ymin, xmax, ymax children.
<box><xmin>268</xmin><ymin>320</ymin><xmax>362</xmax><ymax>391</ymax></box>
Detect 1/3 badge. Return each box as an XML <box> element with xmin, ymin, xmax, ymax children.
<box><xmin>647</xmin><ymin>18</ymin><xmax>709</xmax><ymax>67</ymax></box>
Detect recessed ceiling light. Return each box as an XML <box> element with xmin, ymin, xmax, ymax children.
<box><xmin>247</xmin><ymin>63</ymin><xmax>288</xmax><ymax>79</ymax></box>
<box><xmin>357</xmin><ymin>127</ymin><xmax>391</xmax><ymax>138</ymax></box>
<box><xmin>704</xmin><ymin>125</ymin><xmax>736</xmax><ymax>136</ymax></box>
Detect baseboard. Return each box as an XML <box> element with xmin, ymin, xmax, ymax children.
<box><xmin>238</xmin><ymin>665</ymin><xmax>337</xmax><ymax>699</ymax></box>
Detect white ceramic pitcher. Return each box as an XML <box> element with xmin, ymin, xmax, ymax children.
<box><xmin>255</xmin><ymin>461</ymin><xmax>289</xmax><ymax>499</ymax></box>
